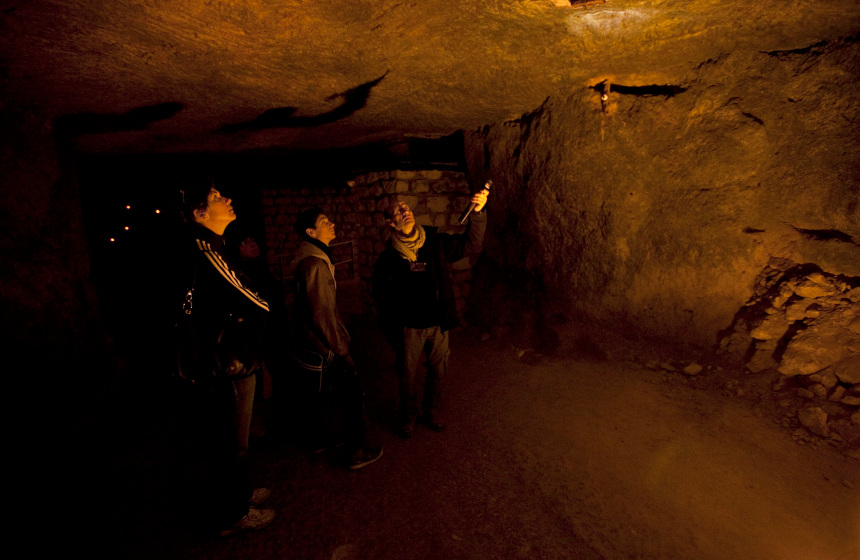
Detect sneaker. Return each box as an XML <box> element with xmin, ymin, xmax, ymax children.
<box><xmin>310</xmin><ymin>439</ymin><xmax>345</xmax><ymax>454</ymax></box>
<box><xmin>348</xmin><ymin>446</ymin><xmax>383</xmax><ymax>470</ymax></box>
<box><xmin>248</xmin><ymin>487</ymin><xmax>271</xmax><ymax>507</ymax></box>
<box><xmin>218</xmin><ymin>507</ymin><xmax>276</xmax><ymax>537</ymax></box>
<box><xmin>421</xmin><ymin>414</ymin><xmax>445</xmax><ymax>433</ymax></box>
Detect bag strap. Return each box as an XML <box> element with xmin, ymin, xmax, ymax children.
<box><xmin>182</xmin><ymin>255</ymin><xmax>201</xmax><ymax>316</ymax></box>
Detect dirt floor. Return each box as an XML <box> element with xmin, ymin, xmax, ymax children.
<box><xmin>75</xmin><ymin>298</ymin><xmax>859</xmax><ymax>560</ymax></box>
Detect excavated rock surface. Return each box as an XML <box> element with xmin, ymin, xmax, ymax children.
<box><xmin>716</xmin><ymin>260</ymin><xmax>860</xmax><ymax>447</ymax></box>
<box><xmin>464</xmin><ymin>39</ymin><xmax>860</xmax><ymax>350</ymax></box>
<box><xmin>3</xmin><ymin>1</ymin><xmax>858</xmax><ymax>153</ymax></box>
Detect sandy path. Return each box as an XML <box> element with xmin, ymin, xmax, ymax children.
<box><xmin>93</xmin><ymin>320</ymin><xmax>858</xmax><ymax>560</ymax></box>
<box><xmin>448</xmin><ymin>342</ymin><xmax>858</xmax><ymax>560</ymax></box>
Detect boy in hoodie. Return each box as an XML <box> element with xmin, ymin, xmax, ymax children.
<box><xmin>289</xmin><ymin>207</ymin><xmax>383</xmax><ymax>470</ymax></box>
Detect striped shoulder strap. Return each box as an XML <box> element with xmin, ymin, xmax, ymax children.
<box><xmin>195</xmin><ymin>238</ymin><xmax>269</xmax><ymax>312</ymax></box>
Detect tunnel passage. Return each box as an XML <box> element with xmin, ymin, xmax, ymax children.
<box><xmin>717</xmin><ymin>258</ymin><xmax>860</xmax><ymax>445</ymax></box>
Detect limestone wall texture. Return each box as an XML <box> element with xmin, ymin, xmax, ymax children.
<box><xmin>463</xmin><ymin>39</ymin><xmax>860</xmax><ymax>351</ymax></box>
<box><xmin>461</xmin><ymin>39</ymin><xmax>860</xmax><ymax>446</ymax></box>
<box><xmin>262</xmin><ymin>169</ymin><xmax>477</xmax><ymax>315</ymax></box>
<box><xmin>1</xmin><ymin>100</ymin><xmax>110</xmax><ymax>436</ymax></box>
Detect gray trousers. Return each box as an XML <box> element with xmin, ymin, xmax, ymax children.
<box><xmin>396</xmin><ymin>326</ymin><xmax>449</xmax><ymax>422</ymax></box>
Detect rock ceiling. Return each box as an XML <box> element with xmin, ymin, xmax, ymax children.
<box><xmin>2</xmin><ymin>0</ymin><xmax>857</xmax><ymax>155</ymax></box>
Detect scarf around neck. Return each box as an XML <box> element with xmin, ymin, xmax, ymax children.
<box><xmin>391</xmin><ymin>224</ymin><xmax>426</xmax><ymax>262</ymax></box>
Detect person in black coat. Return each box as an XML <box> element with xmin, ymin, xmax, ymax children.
<box><xmin>177</xmin><ymin>177</ymin><xmax>275</xmax><ymax>537</ymax></box>
<box><xmin>372</xmin><ymin>188</ymin><xmax>489</xmax><ymax>438</ymax></box>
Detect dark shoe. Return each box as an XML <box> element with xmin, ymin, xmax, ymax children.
<box><xmin>348</xmin><ymin>446</ymin><xmax>383</xmax><ymax>470</ymax></box>
<box><xmin>248</xmin><ymin>487</ymin><xmax>271</xmax><ymax>507</ymax></box>
<box><xmin>218</xmin><ymin>507</ymin><xmax>276</xmax><ymax>537</ymax></box>
<box><xmin>421</xmin><ymin>415</ymin><xmax>445</xmax><ymax>433</ymax></box>
<box><xmin>310</xmin><ymin>439</ymin><xmax>345</xmax><ymax>454</ymax></box>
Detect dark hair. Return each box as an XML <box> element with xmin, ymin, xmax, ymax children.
<box><xmin>294</xmin><ymin>206</ymin><xmax>325</xmax><ymax>237</ymax></box>
<box><xmin>178</xmin><ymin>176</ymin><xmax>215</xmax><ymax>224</ymax></box>
<box><xmin>382</xmin><ymin>204</ymin><xmax>394</xmax><ymax>221</ymax></box>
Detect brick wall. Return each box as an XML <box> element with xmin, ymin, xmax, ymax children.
<box><xmin>262</xmin><ymin>168</ymin><xmax>479</xmax><ymax>319</ymax></box>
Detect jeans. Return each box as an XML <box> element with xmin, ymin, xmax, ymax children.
<box><xmin>290</xmin><ymin>354</ymin><xmax>368</xmax><ymax>455</ymax></box>
<box><xmin>326</xmin><ymin>358</ymin><xmax>367</xmax><ymax>454</ymax></box>
<box><xmin>396</xmin><ymin>326</ymin><xmax>449</xmax><ymax>423</ymax></box>
<box><xmin>211</xmin><ymin>373</ymin><xmax>256</xmax><ymax>527</ymax></box>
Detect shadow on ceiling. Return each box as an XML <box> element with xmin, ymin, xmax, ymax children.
<box><xmin>54</xmin><ymin>102</ymin><xmax>184</xmax><ymax>136</ymax></box>
<box><xmin>589</xmin><ymin>81</ymin><xmax>687</xmax><ymax>97</ymax></box>
<box><xmin>218</xmin><ymin>72</ymin><xmax>389</xmax><ymax>133</ymax></box>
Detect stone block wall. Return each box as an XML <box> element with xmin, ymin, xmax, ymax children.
<box><xmin>261</xmin><ymin>168</ymin><xmax>477</xmax><ymax>317</ymax></box>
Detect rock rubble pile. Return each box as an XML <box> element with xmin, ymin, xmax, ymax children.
<box><xmin>718</xmin><ymin>259</ymin><xmax>860</xmax><ymax>445</ymax></box>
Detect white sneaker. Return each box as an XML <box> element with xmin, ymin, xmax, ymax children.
<box><xmin>219</xmin><ymin>507</ymin><xmax>276</xmax><ymax>537</ymax></box>
<box><xmin>348</xmin><ymin>446</ymin><xmax>383</xmax><ymax>470</ymax></box>
<box><xmin>248</xmin><ymin>487</ymin><xmax>271</xmax><ymax>507</ymax></box>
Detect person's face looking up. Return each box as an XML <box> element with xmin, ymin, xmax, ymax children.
<box><xmin>194</xmin><ymin>188</ymin><xmax>236</xmax><ymax>235</ymax></box>
<box><xmin>307</xmin><ymin>214</ymin><xmax>336</xmax><ymax>246</ymax></box>
<box><xmin>387</xmin><ymin>201</ymin><xmax>415</xmax><ymax>235</ymax></box>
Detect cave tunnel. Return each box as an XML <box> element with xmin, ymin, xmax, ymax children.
<box><xmin>2</xmin><ymin>1</ymin><xmax>859</xmax><ymax>559</ymax></box>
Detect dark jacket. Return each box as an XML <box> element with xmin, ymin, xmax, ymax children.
<box><xmin>372</xmin><ymin>212</ymin><xmax>487</xmax><ymax>337</ymax></box>
<box><xmin>178</xmin><ymin>224</ymin><xmax>269</xmax><ymax>382</ymax></box>
<box><xmin>289</xmin><ymin>239</ymin><xmax>351</xmax><ymax>358</ymax></box>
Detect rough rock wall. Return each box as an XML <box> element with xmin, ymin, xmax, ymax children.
<box><xmin>463</xmin><ymin>38</ymin><xmax>860</xmax><ymax>350</ymax></box>
<box><xmin>0</xmin><ymin>97</ymin><xmax>107</xmax><ymax>434</ymax></box>
<box><xmin>717</xmin><ymin>259</ymin><xmax>860</xmax><ymax>443</ymax></box>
